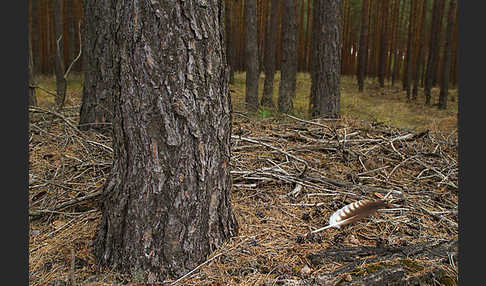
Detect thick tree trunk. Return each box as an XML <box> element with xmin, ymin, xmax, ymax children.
<box><xmin>277</xmin><ymin>0</ymin><xmax>297</xmax><ymax>113</ymax></box>
<box><xmin>93</xmin><ymin>1</ymin><xmax>238</xmax><ymax>282</ymax></box>
<box><xmin>357</xmin><ymin>0</ymin><xmax>370</xmax><ymax>92</ymax></box>
<box><xmin>54</xmin><ymin>0</ymin><xmax>67</xmax><ymax>110</ymax></box>
<box><xmin>439</xmin><ymin>0</ymin><xmax>456</xmax><ymax>110</ymax></box>
<box><xmin>78</xmin><ymin>0</ymin><xmax>114</xmax><ymax>132</ymax></box>
<box><xmin>244</xmin><ymin>0</ymin><xmax>260</xmax><ymax>111</ymax></box>
<box><xmin>261</xmin><ymin>0</ymin><xmax>280</xmax><ymax>108</ymax></box>
<box><xmin>309</xmin><ymin>0</ymin><xmax>342</xmax><ymax>118</ymax></box>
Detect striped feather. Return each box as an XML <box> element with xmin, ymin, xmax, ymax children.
<box><xmin>311</xmin><ymin>199</ymin><xmax>390</xmax><ymax>233</ymax></box>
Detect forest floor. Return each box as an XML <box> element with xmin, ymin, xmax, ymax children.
<box><xmin>29</xmin><ymin>73</ymin><xmax>458</xmax><ymax>285</ymax></box>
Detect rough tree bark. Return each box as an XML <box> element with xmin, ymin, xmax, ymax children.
<box><xmin>261</xmin><ymin>0</ymin><xmax>280</xmax><ymax>108</ymax></box>
<box><xmin>54</xmin><ymin>0</ymin><xmax>67</xmax><ymax>110</ymax></box>
<box><xmin>309</xmin><ymin>0</ymin><xmax>342</xmax><ymax>118</ymax></box>
<box><xmin>277</xmin><ymin>0</ymin><xmax>298</xmax><ymax>114</ymax></box>
<box><xmin>244</xmin><ymin>0</ymin><xmax>260</xmax><ymax>111</ymax></box>
<box><xmin>93</xmin><ymin>1</ymin><xmax>238</xmax><ymax>282</ymax></box>
<box><xmin>357</xmin><ymin>0</ymin><xmax>370</xmax><ymax>92</ymax></box>
<box><xmin>439</xmin><ymin>0</ymin><xmax>457</xmax><ymax>110</ymax></box>
<box><xmin>78</xmin><ymin>0</ymin><xmax>114</xmax><ymax>132</ymax></box>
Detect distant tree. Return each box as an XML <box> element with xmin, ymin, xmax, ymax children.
<box><xmin>93</xmin><ymin>1</ymin><xmax>238</xmax><ymax>282</ymax></box>
<box><xmin>424</xmin><ymin>0</ymin><xmax>445</xmax><ymax>105</ymax></box>
<box><xmin>54</xmin><ymin>0</ymin><xmax>67</xmax><ymax>110</ymax></box>
<box><xmin>403</xmin><ymin>0</ymin><xmax>417</xmax><ymax>100</ymax></box>
<box><xmin>28</xmin><ymin>33</ymin><xmax>37</xmax><ymax>107</ymax></box>
<box><xmin>304</xmin><ymin>0</ymin><xmax>313</xmax><ymax>72</ymax></box>
<box><xmin>357</xmin><ymin>0</ymin><xmax>370</xmax><ymax>92</ymax></box>
<box><xmin>78</xmin><ymin>0</ymin><xmax>113</xmax><ymax>131</ymax></box>
<box><xmin>245</xmin><ymin>0</ymin><xmax>260</xmax><ymax>111</ymax></box>
<box><xmin>412</xmin><ymin>0</ymin><xmax>428</xmax><ymax>101</ymax></box>
<box><xmin>378</xmin><ymin>0</ymin><xmax>390</xmax><ymax>87</ymax></box>
<box><xmin>432</xmin><ymin>0</ymin><xmax>447</xmax><ymax>86</ymax></box>
<box><xmin>31</xmin><ymin>0</ymin><xmax>41</xmax><ymax>74</ymax></box>
<box><xmin>386</xmin><ymin>0</ymin><xmax>400</xmax><ymax>81</ymax></box>
<box><xmin>309</xmin><ymin>0</ymin><xmax>342</xmax><ymax>118</ymax></box>
<box><xmin>225</xmin><ymin>0</ymin><xmax>235</xmax><ymax>84</ymax></box>
<box><xmin>261</xmin><ymin>0</ymin><xmax>280</xmax><ymax>107</ymax></box>
<box><xmin>277</xmin><ymin>0</ymin><xmax>298</xmax><ymax>113</ymax></box>
<box><xmin>439</xmin><ymin>0</ymin><xmax>456</xmax><ymax>109</ymax></box>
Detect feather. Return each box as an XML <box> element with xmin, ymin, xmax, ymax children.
<box><xmin>311</xmin><ymin>199</ymin><xmax>390</xmax><ymax>233</ymax></box>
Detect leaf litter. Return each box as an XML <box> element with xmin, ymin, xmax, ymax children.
<box><xmin>29</xmin><ymin>105</ymin><xmax>458</xmax><ymax>285</ymax></box>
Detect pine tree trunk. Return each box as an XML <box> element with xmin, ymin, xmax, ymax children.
<box><xmin>439</xmin><ymin>0</ymin><xmax>456</xmax><ymax>110</ymax></box>
<box><xmin>412</xmin><ymin>0</ymin><xmax>428</xmax><ymax>101</ymax></box>
<box><xmin>357</xmin><ymin>0</ymin><xmax>370</xmax><ymax>92</ymax></box>
<box><xmin>309</xmin><ymin>0</ymin><xmax>341</xmax><ymax>118</ymax></box>
<box><xmin>66</xmin><ymin>0</ymin><xmax>76</xmax><ymax>65</ymax></box>
<box><xmin>54</xmin><ymin>0</ymin><xmax>67</xmax><ymax>110</ymax></box>
<box><xmin>245</xmin><ymin>0</ymin><xmax>260</xmax><ymax>111</ymax></box>
<box><xmin>277</xmin><ymin>0</ymin><xmax>298</xmax><ymax>113</ymax></box>
<box><xmin>261</xmin><ymin>0</ymin><xmax>280</xmax><ymax>108</ymax></box>
<box><xmin>93</xmin><ymin>1</ymin><xmax>238</xmax><ymax>282</ymax></box>
<box><xmin>425</xmin><ymin>0</ymin><xmax>445</xmax><ymax>105</ymax></box>
<box><xmin>29</xmin><ymin>32</ymin><xmax>37</xmax><ymax>107</ymax></box>
<box><xmin>78</xmin><ymin>0</ymin><xmax>114</xmax><ymax>132</ymax></box>
<box><xmin>404</xmin><ymin>0</ymin><xmax>416</xmax><ymax>100</ymax></box>
<box><xmin>225</xmin><ymin>0</ymin><xmax>234</xmax><ymax>84</ymax></box>
<box><xmin>378</xmin><ymin>0</ymin><xmax>390</xmax><ymax>87</ymax></box>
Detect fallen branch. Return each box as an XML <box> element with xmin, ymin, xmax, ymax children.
<box><xmin>29</xmin><ymin>191</ymin><xmax>101</xmax><ymax>220</ymax></box>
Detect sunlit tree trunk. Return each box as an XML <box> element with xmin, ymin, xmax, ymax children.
<box><xmin>93</xmin><ymin>1</ymin><xmax>238</xmax><ymax>282</ymax></box>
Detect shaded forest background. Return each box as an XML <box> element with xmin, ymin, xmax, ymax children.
<box><xmin>28</xmin><ymin>0</ymin><xmax>458</xmax><ymax>108</ymax></box>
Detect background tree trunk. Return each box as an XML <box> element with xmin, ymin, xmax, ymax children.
<box><xmin>29</xmin><ymin>32</ymin><xmax>37</xmax><ymax>107</ymax></box>
<box><xmin>93</xmin><ymin>1</ymin><xmax>238</xmax><ymax>282</ymax></box>
<box><xmin>412</xmin><ymin>0</ymin><xmax>428</xmax><ymax>101</ymax></box>
<box><xmin>378</xmin><ymin>0</ymin><xmax>389</xmax><ymax>87</ymax></box>
<box><xmin>54</xmin><ymin>0</ymin><xmax>67</xmax><ymax>110</ymax></box>
<box><xmin>439</xmin><ymin>0</ymin><xmax>456</xmax><ymax>110</ymax></box>
<box><xmin>78</xmin><ymin>0</ymin><xmax>114</xmax><ymax>132</ymax></box>
<box><xmin>225</xmin><ymin>0</ymin><xmax>235</xmax><ymax>84</ymax></box>
<box><xmin>245</xmin><ymin>0</ymin><xmax>260</xmax><ymax>111</ymax></box>
<box><xmin>277</xmin><ymin>0</ymin><xmax>298</xmax><ymax>113</ymax></box>
<box><xmin>424</xmin><ymin>0</ymin><xmax>445</xmax><ymax>105</ymax></box>
<box><xmin>357</xmin><ymin>0</ymin><xmax>370</xmax><ymax>92</ymax></box>
<box><xmin>309</xmin><ymin>0</ymin><xmax>342</xmax><ymax>118</ymax></box>
<box><xmin>261</xmin><ymin>0</ymin><xmax>280</xmax><ymax>108</ymax></box>
<box><xmin>404</xmin><ymin>0</ymin><xmax>416</xmax><ymax>100</ymax></box>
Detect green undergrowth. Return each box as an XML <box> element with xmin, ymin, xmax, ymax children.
<box><xmin>33</xmin><ymin>71</ymin><xmax>458</xmax><ymax>133</ymax></box>
<box><xmin>230</xmin><ymin>72</ymin><xmax>458</xmax><ymax>133</ymax></box>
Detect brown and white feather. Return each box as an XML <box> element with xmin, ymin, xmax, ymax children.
<box><xmin>311</xmin><ymin>199</ymin><xmax>390</xmax><ymax>233</ymax></box>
